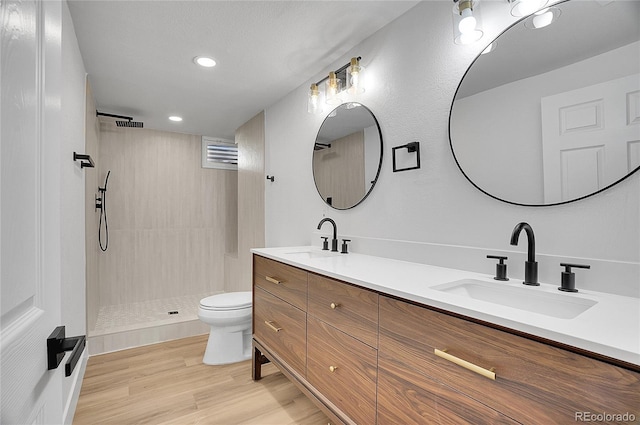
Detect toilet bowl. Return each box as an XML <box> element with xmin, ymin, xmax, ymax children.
<box><xmin>198</xmin><ymin>291</ymin><xmax>252</xmax><ymax>365</ymax></box>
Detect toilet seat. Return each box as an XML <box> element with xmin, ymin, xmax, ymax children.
<box><xmin>199</xmin><ymin>291</ymin><xmax>252</xmax><ymax>311</ymax></box>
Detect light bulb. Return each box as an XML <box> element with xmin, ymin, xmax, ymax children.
<box><xmin>532</xmin><ymin>10</ymin><xmax>553</xmax><ymax>28</ymax></box>
<box><xmin>458</xmin><ymin>8</ymin><xmax>477</xmax><ymax>34</ymax></box>
<box><xmin>347</xmin><ymin>57</ymin><xmax>365</xmax><ymax>95</ymax></box>
<box><xmin>307</xmin><ymin>84</ymin><xmax>322</xmax><ymax>114</ymax></box>
<box><xmin>510</xmin><ymin>0</ymin><xmax>548</xmax><ymax>17</ymax></box>
<box><xmin>524</xmin><ymin>6</ymin><xmax>560</xmax><ymax>30</ymax></box>
<box><xmin>459</xmin><ymin>30</ymin><xmax>483</xmax><ymax>45</ymax></box>
<box><xmin>325</xmin><ymin>72</ymin><xmax>342</xmax><ymax>105</ymax></box>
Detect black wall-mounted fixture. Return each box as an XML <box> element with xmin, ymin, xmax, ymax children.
<box><xmin>266</xmin><ymin>175</ymin><xmax>275</xmax><ymax>182</ymax></box>
<box><xmin>96</xmin><ymin>110</ymin><xmax>143</xmax><ymax>128</ymax></box>
<box><xmin>73</xmin><ymin>152</ymin><xmax>94</xmax><ymax>169</ymax></box>
<box><xmin>392</xmin><ymin>141</ymin><xmax>421</xmax><ymax>172</ymax></box>
<box><xmin>314</xmin><ymin>143</ymin><xmax>332</xmax><ymax>151</ymax></box>
<box><xmin>47</xmin><ymin>326</ymin><xmax>86</xmax><ymax>377</ymax></box>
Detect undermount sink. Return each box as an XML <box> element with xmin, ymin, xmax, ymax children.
<box><xmin>432</xmin><ymin>279</ymin><xmax>597</xmax><ymax>319</ymax></box>
<box><xmin>284</xmin><ymin>250</ymin><xmax>340</xmax><ymax>259</ymax></box>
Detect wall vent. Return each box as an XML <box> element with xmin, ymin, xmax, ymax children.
<box><xmin>202</xmin><ymin>136</ymin><xmax>237</xmax><ymax>170</ymax></box>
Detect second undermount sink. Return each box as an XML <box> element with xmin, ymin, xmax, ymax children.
<box><xmin>284</xmin><ymin>249</ymin><xmax>340</xmax><ymax>259</ymax></box>
<box><xmin>432</xmin><ymin>279</ymin><xmax>597</xmax><ymax>319</ymax></box>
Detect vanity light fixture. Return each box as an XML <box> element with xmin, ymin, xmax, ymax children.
<box><xmin>507</xmin><ymin>0</ymin><xmax>548</xmax><ymax>17</ymax></box>
<box><xmin>307</xmin><ymin>83</ymin><xmax>322</xmax><ymax>114</ymax></box>
<box><xmin>346</xmin><ymin>57</ymin><xmax>365</xmax><ymax>95</ymax></box>
<box><xmin>452</xmin><ymin>0</ymin><xmax>484</xmax><ymax>45</ymax></box>
<box><xmin>325</xmin><ymin>72</ymin><xmax>342</xmax><ymax>105</ymax></box>
<box><xmin>307</xmin><ymin>57</ymin><xmax>364</xmax><ymax>114</ymax></box>
<box><xmin>524</xmin><ymin>7</ymin><xmax>561</xmax><ymax>29</ymax></box>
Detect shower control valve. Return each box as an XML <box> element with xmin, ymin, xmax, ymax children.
<box><xmin>95</xmin><ymin>194</ymin><xmax>103</xmax><ymax>211</ymax></box>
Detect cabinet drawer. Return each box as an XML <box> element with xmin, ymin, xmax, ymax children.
<box><xmin>378</xmin><ymin>358</ymin><xmax>517</xmax><ymax>425</ymax></box>
<box><xmin>308</xmin><ymin>273</ymin><xmax>378</xmax><ymax>348</ymax></box>
<box><xmin>379</xmin><ymin>296</ymin><xmax>640</xmax><ymax>424</ymax></box>
<box><xmin>307</xmin><ymin>316</ymin><xmax>377</xmax><ymax>425</ymax></box>
<box><xmin>254</xmin><ymin>255</ymin><xmax>308</xmax><ymax>311</ymax></box>
<box><xmin>254</xmin><ymin>287</ymin><xmax>306</xmax><ymax>376</ymax></box>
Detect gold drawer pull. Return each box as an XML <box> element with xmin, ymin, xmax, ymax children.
<box><xmin>330</xmin><ymin>302</ymin><xmax>340</xmax><ymax>309</ymax></box>
<box><xmin>264</xmin><ymin>320</ymin><xmax>282</xmax><ymax>332</ymax></box>
<box><xmin>265</xmin><ymin>276</ymin><xmax>281</xmax><ymax>285</ymax></box>
<box><xmin>329</xmin><ymin>365</ymin><xmax>338</xmax><ymax>373</ymax></box>
<box><xmin>434</xmin><ymin>348</ymin><xmax>496</xmax><ymax>380</ymax></box>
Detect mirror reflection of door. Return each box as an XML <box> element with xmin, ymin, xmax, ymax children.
<box><xmin>313</xmin><ymin>103</ymin><xmax>383</xmax><ymax>210</ymax></box>
<box><xmin>541</xmin><ymin>74</ymin><xmax>640</xmax><ymax>203</ymax></box>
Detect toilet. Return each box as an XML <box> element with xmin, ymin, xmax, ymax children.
<box><xmin>198</xmin><ymin>291</ymin><xmax>252</xmax><ymax>365</ymax></box>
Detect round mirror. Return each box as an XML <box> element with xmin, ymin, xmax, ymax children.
<box><xmin>450</xmin><ymin>0</ymin><xmax>640</xmax><ymax>206</ymax></box>
<box><xmin>313</xmin><ymin>103</ymin><xmax>383</xmax><ymax>209</ymax></box>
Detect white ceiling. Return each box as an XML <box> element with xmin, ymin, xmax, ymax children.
<box><xmin>68</xmin><ymin>1</ymin><xmax>419</xmax><ymax>139</ymax></box>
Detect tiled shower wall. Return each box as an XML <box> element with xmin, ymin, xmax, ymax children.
<box><xmin>93</xmin><ymin>123</ymin><xmax>237</xmax><ymax>308</ymax></box>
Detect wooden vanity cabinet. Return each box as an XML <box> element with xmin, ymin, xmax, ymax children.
<box><xmin>253</xmin><ymin>254</ymin><xmax>640</xmax><ymax>425</ymax></box>
<box><xmin>307</xmin><ymin>316</ymin><xmax>377</xmax><ymax>425</ymax></box>
<box><xmin>254</xmin><ymin>254</ymin><xmax>308</xmax><ymax>310</ymax></box>
<box><xmin>378</xmin><ymin>295</ymin><xmax>640</xmax><ymax>424</ymax></box>
<box><xmin>377</xmin><ymin>357</ymin><xmax>518</xmax><ymax>424</ymax></box>
<box><xmin>252</xmin><ymin>255</ymin><xmax>379</xmax><ymax>424</ymax></box>
<box><xmin>307</xmin><ymin>273</ymin><xmax>379</xmax><ymax>348</ymax></box>
<box><xmin>253</xmin><ymin>287</ymin><xmax>307</xmax><ymax>375</ymax></box>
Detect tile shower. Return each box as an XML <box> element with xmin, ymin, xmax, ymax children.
<box><xmin>85</xmin><ymin>115</ymin><xmax>238</xmax><ymax>354</ymax></box>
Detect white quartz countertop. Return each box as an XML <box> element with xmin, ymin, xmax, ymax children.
<box><xmin>252</xmin><ymin>246</ymin><xmax>640</xmax><ymax>367</ymax></box>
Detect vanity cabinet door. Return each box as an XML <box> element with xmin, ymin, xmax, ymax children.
<box><xmin>308</xmin><ymin>273</ymin><xmax>379</xmax><ymax>348</ymax></box>
<box><xmin>307</xmin><ymin>316</ymin><xmax>377</xmax><ymax>425</ymax></box>
<box><xmin>379</xmin><ymin>296</ymin><xmax>640</xmax><ymax>425</ymax></box>
<box><xmin>254</xmin><ymin>255</ymin><xmax>308</xmax><ymax>311</ymax></box>
<box><xmin>378</xmin><ymin>358</ymin><xmax>518</xmax><ymax>425</ymax></box>
<box><xmin>254</xmin><ymin>287</ymin><xmax>306</xmax><ymax>376</ymax></box>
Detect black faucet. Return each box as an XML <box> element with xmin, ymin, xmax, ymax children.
<box><xmin>509</xmin><ymin>222</ymin><xmax>539</xmax><ymax>286</ymax></box>
<box><xmin>317</xmin><ymin>218</ymin><xmax>339</xmax><ymax>252</ymax></box>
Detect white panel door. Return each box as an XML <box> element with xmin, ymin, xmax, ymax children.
<box><xmin>541</xmin><ymin>73</ymin><xmax>640</xmax><ymax>203</ymax></box>
<box><xmin>1</xmin><ymin>1</ymin><xmax>64</xmax><ymax>423</ymax></box>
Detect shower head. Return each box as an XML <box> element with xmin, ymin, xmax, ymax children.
<box><xmin>97</xmin><ymin>111</ymin><xmax>144</xmax><ymax>128</ymax></box>
<box><xmin>116</xmin><ymin>120</ymin><xmax>143</xmax><ymax>128</ymax></box>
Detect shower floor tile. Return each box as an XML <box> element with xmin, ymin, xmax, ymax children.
<box><xmin>92</xmin><ymin>293</ymin><xmax>215</xmax><ymax>337</ymax></box>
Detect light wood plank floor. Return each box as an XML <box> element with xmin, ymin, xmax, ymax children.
<box><xmin>74</xmin><ymin>334</ymin><xmax>328</xmax><ymax>425</ymax></box>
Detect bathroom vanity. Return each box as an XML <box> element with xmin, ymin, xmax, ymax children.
<box><xmin>251</xmin><ymin>248</ymin><xmax>640</xmax><ymax>425</ymax></box>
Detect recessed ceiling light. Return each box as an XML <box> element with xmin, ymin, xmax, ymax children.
<box><xmin>194</xmin><ymin>56</ymin><xmax>216</xmax><ymax>68</ymax></box>
<box><xmin>169</xmin><ymin>116</ymin><xmax>183</xmax><ymax>122</ymax></box>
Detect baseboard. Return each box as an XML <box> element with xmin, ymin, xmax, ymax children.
<box><xmin>88</xmin><ymin>319</ymin><xmax>209</xmax><ymax>355</ymax></box>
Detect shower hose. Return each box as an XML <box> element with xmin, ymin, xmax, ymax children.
<box><xmin>98</xmin><ymin>171</ymin><xmax>110</xmax><ymax>251</ymax></box>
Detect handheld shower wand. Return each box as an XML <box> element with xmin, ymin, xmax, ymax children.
<box><xmin>97</xmin><ymin>171</ymin><xmax>111</xmax><ymax>251</ymax></box>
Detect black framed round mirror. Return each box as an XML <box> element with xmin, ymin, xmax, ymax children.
<box><xmin>449</xmin><ymin>0</ymin><xmax>640</xmax><ymax>206</ymax></box>
<box><xmin>313</xmin><ymin>103</ymin><xmax>383</xmax><ymax>209</ymax></box>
